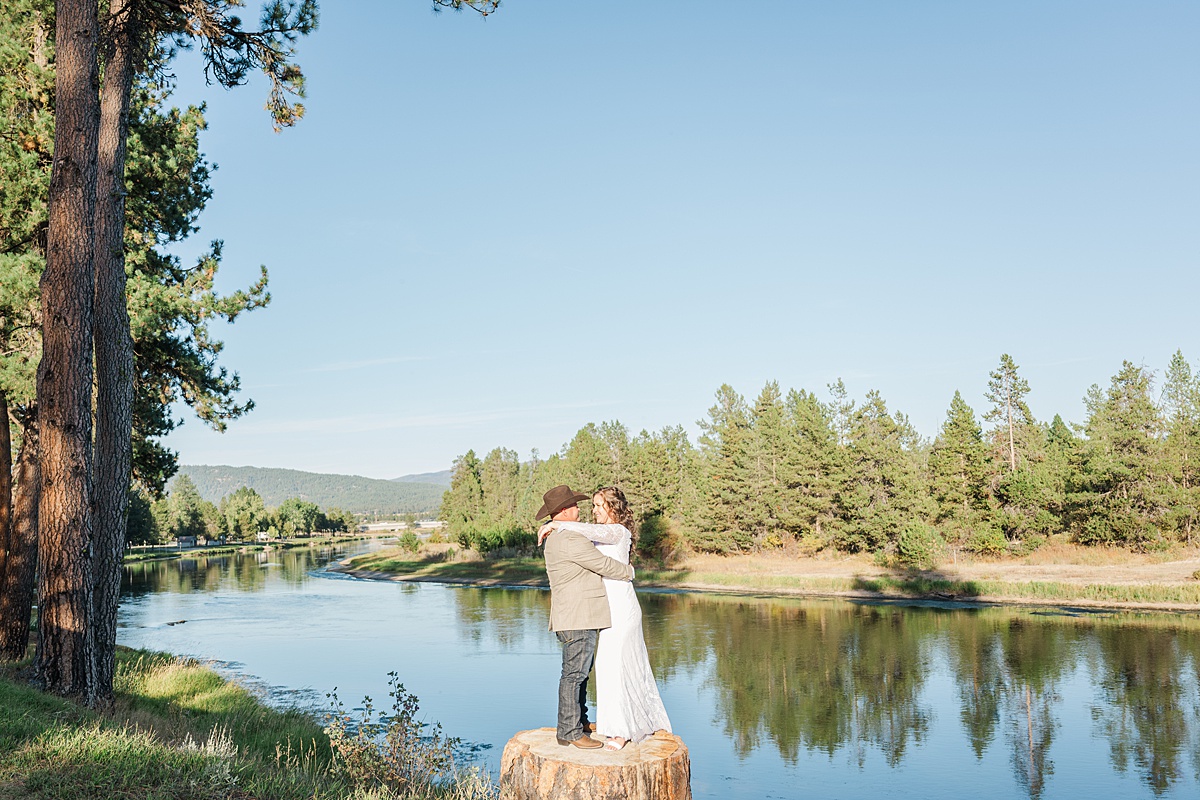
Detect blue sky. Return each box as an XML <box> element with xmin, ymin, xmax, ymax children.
<box><xmin>163</xmin><ymin>0</ymin><xmax>1199</xmax><ymax>479</ymax></box>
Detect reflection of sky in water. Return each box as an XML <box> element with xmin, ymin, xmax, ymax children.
<box><xmin>119</xmin><ymin>549</ymin><xmax>1200</xmax><ymax>800</ymax></box>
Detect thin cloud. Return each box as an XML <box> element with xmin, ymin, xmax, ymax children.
<box><xmin>232</xmin><ymin>401</ymin><xmax>617</xmax><ymax>436</ymax></box>
<box><xmin>305</xmin><ymin>355</ymin><xmax>431</xmax><ymax>373</ymax></box>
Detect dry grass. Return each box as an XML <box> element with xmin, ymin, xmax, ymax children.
<box><xmin>345</xmin><ymin>541</ymin><xmax>1200</xmax><ymax>611</ymax></box>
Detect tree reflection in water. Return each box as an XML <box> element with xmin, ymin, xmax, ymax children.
<box><xmin>444</xmin><ymin>584</ymin><xmax>1200</xmax><ymax>795</ymax></box>
<box><xmin>1093</xmin><ymin>623</ymin><xmax>1200</xmax><ymax>795</ymax></box>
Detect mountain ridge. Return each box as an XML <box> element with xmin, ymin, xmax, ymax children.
<box><xmin>178</xmin><ymin>464</ymin><xmax>445</xmax><ymax>514</ymax></box>
<box><xmin>391</xmin><ymin>469</ymin><xmax>451</xmax><ymax>486</ymax></box>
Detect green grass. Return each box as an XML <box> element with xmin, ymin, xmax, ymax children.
<box><xmin>0</xmin><ymin>648</ymin><xmax>493</xmax><ymax>800</ymax></box>
<box><xmin>0</xmin><ymin>649</ymin><xmax>335</xmax><ymax>800</ymax></box>
<box><xmin>348</xmin><ymin>547</ymin><xmax>1200</xmax><ymax>610</ymax></box>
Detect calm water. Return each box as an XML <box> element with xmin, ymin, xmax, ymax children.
<box><xmin>118</xmin><ymin>545</ymin><xmax>1200</xmax><ymax>800</ymax></box>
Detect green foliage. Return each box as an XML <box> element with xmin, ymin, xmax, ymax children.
<box><xmin>984</xmin><ymin>353</ymin><xmax>1036</xmax><ymax>472</ymax></box>
<box><xmin>159</xmin><ymin>475</ymin><xmax>213</xmax><ymax>540</ymax></box>
<box><xmin>218</xmin><ymin>486</ymin><xmax>268</xmax><ymax>538</ymax></box>
<box><xmin>323</xmin><ymin>672</ymin><xmax>494</xmax><ymax>799</ymax></box>
<box><xmin>831</xmin><ymin>391</ymin><xmax>932</xmax><ymax>553</ymax></box>
<box><xmin>1068</xmin><ymin>362</ymin><xmax>1168</xmax><ymax>549</ymax></box>
<box><xmin>966</xmin><ymin>523</ymin><xmax>1009</xmax><ymax>557</ymax></box>
<box><xmin>698</xmin><ymin>384</ymin><xmax>755</xmax><ymax>551</ymax></box>
<box><xmin>276</xmin><ymin>497</ymin><xmax>321</xmax><ymax>535</ymax></box>
<box><xmin>1160</xmin><ymin>350</ymin><xmax>1200</xmax><ymax>544</ymax></box>
<box><xmin>398</xmin><ymin>532</ymin><xmax>421</xmax><ymax>553</ymax></box>
<box><xmin>928</xmin><ymin>391</ymin><xmax>990</xmax><ymax>530</ymax></box>
<box><xmin>317</xmin><ymin>507</ymin><xmax>356</xmax><ymax>533</ymax></box>
<box><xmin>895</xmin><ymin>522</ymin><xmax>945</xmax><ymax>571</ymax></box>
<box><xmin>0</xmin><ymin>10</ymin><xmax>273</xmax><ymax>495</ymax></box>
<box><xmin>126</xmin><ymin>488</ymin><xmax>163</xmax><ymax>546</ymax></box>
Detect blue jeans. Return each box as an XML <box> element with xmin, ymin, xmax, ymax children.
<box><xmin>556</xmin><ymin>628</ymin><xmax>599</xmax><ymax>741</ymax></box>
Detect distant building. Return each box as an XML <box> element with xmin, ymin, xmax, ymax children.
<box><xmin>176</xmin><ymin>535</ymin><xmax>197</xmax><ymax>548</ymax></box>
<box><xmin>359</xmin><ymin>521</ymin><xmax>408</xmax><ymax>532</ymax></box>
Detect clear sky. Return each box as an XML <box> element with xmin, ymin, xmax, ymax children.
<box><xmin>162</xmin><ymin>0</ymin><xmax>1200</xmax><ymax>479</ymax></box>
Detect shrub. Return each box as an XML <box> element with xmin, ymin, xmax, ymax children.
<box><xmin>324</xmin><ymin>672</ymin><xmax>495</xmax><ymax>799</ymax></box>
<box><xmin>398</xmin><ymin>532</ymin><xmax>421</xmax><ymax>554</ymax></box>
<box><xmin>967</xmin><ymin>525</ymin><xmax>1008</xmax><ymax>557</ymax></box>
<box><xmin>896</xmin><ymin>522</ymin><xmax>944</xmax><ymax>571</ymax></box>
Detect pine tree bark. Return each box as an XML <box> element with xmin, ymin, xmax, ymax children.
<box><xmin>0</xmin><ymin>417</ymin><xmax>40</xmax><ymax>662</ymax></box>
<box><xmin>0</xmin><ymin>390</ymin><xmax>12</xmax><ymax>640</ymax></box>
<box><xmin>92</xmin><ymin>0</ymin><xmax>140</xmax><ymax>703</ymax></box>
<box><xmin>36</xmin><ymin>0</ymin><xmax>100</xmax><ymax>702</ymax></box>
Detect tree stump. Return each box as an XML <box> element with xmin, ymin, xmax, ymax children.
<box><xmin>499</xmin><ymin>728</ymin><xmax>691</xmax><ymax>800</ymax></box>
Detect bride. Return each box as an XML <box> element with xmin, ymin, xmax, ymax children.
<box><xmin>539</xmin><ymin>487</ymin><xmax>672</xmax><ymax>751</ymax></box>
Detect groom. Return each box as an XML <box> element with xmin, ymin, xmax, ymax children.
<box><xmin>537</xmin><ymin>484</ymin><xmax>634</xmax><ymax>749</ymax></box>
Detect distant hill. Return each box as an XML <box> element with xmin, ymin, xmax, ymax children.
<box><xmin>391</xmin><ymin>469</ymin><xmax>452</xmax><ymax>487</ymax></box>
<box><xmin>178</xmin><ymin>465</ymin><xmax>445</xmax><ymax>514</ymax></box>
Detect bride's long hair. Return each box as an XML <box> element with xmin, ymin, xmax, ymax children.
<box><xmin>595</xmin><ymin>486</ymin><xmax>637</xmax><ymax>544</ymax></box>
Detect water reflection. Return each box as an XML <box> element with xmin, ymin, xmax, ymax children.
<box><xmin>123</xmin><ymin>546</ymin><xmax>344</xmax><ymax>596</ymax></box>
<box><xmin>121</xmin><ymin>550</ymin><xmax>1200</xmax><ymax>800</ymax></box>
<box><xmin>446</xmin><ymin>586</ymin><xmax>1200</xmax><ymax>796</ymax></box>
<box><xmin>1093</xmin><ymin>624</ymin><xmax>1200</xmax><ymax>795</ymax></box>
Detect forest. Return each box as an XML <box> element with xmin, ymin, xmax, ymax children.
<box><xmin>128</xmin><ymin>475</ymin><xmax>358</xmax><ymax>545</ymax></box>
<box><xmin>440</xmin><ymin>353</ymin><xmax>1200</xmax><ymax>567</ymax></box>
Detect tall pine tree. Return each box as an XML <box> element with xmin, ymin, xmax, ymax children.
<box><xmin>1069</xmin><ymin>362</ymin><xmax>1168</xmax><ymax>548</ymax></box>
<box><xmin>928</xmin><ymin>391</ymin><xmax>990</xmax><ymax>535</ymax></box>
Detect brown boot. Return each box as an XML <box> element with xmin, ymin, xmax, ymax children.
<box><xmin>557</xmin><ymin>734</ymin><xmax>603</xmax><ymax>749</ymax></box>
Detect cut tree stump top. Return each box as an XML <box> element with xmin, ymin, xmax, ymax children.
<box><xmin>500</xmin><ymin>727</ymin><xmax>691</xmax><ymax>800</ymax></box>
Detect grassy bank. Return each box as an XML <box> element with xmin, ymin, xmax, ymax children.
<box><xmin>0</xmin><ymin>648</ymin><xmax>491</xmax><ymax>800</ymax></box>
<box><xmin>341</xmin><ymin>546</ymin><xmax>1200</xmax><ymax>611</ymax></box>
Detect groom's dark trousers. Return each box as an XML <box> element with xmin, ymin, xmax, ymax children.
<box><xmin>556</xmin><ymin>629</ymin><xmax>599</xmax><ymax>741</ymax></box>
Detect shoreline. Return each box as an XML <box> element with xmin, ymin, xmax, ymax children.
<box><xmin>328</xmin><ymin>557</ymin><xmax>1200</xmax><ymax>614</ymax></box>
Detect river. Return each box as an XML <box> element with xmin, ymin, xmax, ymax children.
<box><xmin>118</xmin><ymin>543</ymin><xmax>1200</xmax><ymax>800</ymax></box>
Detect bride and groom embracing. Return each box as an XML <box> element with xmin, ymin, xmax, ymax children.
<box><xmin>536</xmin><ymin>484</ymin><xmax>672</xmax><ymax>752</ymax></box>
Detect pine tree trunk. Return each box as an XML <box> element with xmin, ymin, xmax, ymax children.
<box><xmin>92</xmin><ymin>0</ymin><xmax>140</xmax><ymax>703</ymax></box>
<box><xmin>1006</xmin><ymin>387</ymin><xmax>1016</xmax><ymax>472</ymax></box>
<box><xmin>0</xmin><ymin>419</ymin><xmax>40</xmax><ymax>661</ymax></box>
<box><xmin>36</xmin><ymin>0</ymin><xmax>100</xmax><ymax>702</ymax></box>
<box><xmin>499</xmin><ymin>728</ymin><xmax>691</xmax><ymax>800</ymax></box>
<box><xmin>0</xmin><ymin>391</ymin><xmax>13</xmax><ymax>646</ymax></box>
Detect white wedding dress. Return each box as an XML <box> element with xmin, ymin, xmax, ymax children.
<box><xmin>556</xmin><ymin>521</ymin><xmax>672</xmax><ymax>744</ymax></box>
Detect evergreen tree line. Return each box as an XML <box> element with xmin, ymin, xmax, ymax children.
<box><xmin>440</xmin><ymin>353</ymin><xmax>1200</xmax><ymax>563</ymax></box>
<box><xmin>127</xmin><ymin>475</ymin><xmax>358</xmax><ymax>546</ymax></box>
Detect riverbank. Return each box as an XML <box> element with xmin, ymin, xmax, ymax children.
<box><xmin>336</xmin><ymin>542</ymin><xmax>1200</xmax><ymax>612</ymax></box>
<box><xmin>124</xmin><ymin>533</ymin><xmax>389</xmax><ymax>565</ymax></box>
<box><xmin>0</xmin><ymin>647</ymin><xmax>493</xmax><ymax>800</ymax></box>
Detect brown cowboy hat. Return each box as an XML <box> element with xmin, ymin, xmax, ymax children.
<box><xmin>536</xmin><ymin>484</ymin><xmax>590</xmax><ymax>520</ymax></box>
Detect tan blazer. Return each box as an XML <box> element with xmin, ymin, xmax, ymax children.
<box><xmin>544</xmin><ymin>529</ymin><xmax>634</xmax><ymax>632</ymax></box>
